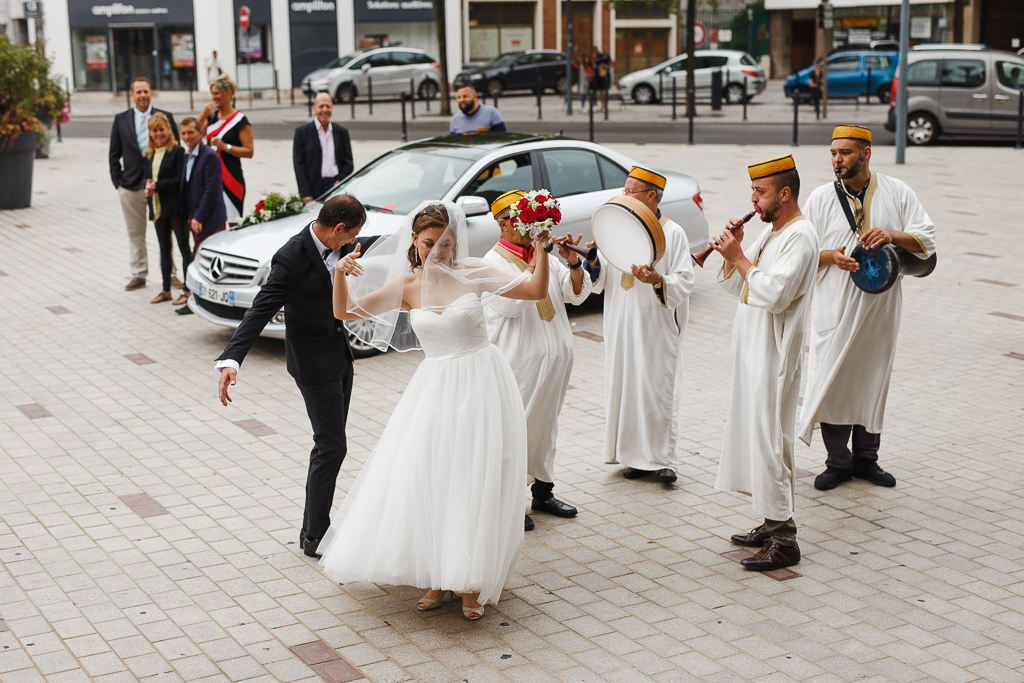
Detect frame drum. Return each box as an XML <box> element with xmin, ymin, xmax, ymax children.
<box><xmin>591</xmin><ymin>196</ymin><xmax>666</xmax><ymax>273</ymax></box>
<box><xmin>850</xmin><ymin>243</ymin><xmax>937</xmax><ymax>294</ymax></box>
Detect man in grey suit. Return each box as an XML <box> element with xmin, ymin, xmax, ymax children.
<box><xmin>109</xmin><ymin>77</ymin><xmax>179</xmax><ymax>291</ymax></box>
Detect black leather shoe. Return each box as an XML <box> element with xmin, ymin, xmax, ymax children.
<box><xmin>731</xmin><ymin>524</ymin><xmax>770</xmax><ymax>547</ymax></box>
<box><xmin>532</xmin><ymin>496</ymin><xmax>578</xmax><ymax>517</ymax></box>
<box><xmin>657</xmin><ymin>468</ymin><xmax>677</xmax><ymax>483</ymax></box>
<box><xmin>740</xmin><ymin>540</ymin><xmax>800</xmax><ymax>571</ymax></box>
<box><xmin>814</xmin><ymin>466</ymin><xmax>852</xmax><ymax>491</ymax></box>
<box><xmin>175</xmin><ymin>304</ymin><xmax>193</xmax><ymax>315</ymax></box>
<box><xmin>623</xmin><ymin>467</ymin><xmax>652</xmax><ymax>480</ymax></box>
<box><xmin>524</xmin><ymin>515</ymin><xmax>535</xmax><ymax>531</ymax></box>
<box><xmin>852</xmin><ymin>460</ymin><xmax>896</xmax><ymax>487</ymax></box>
<box><xmin>301</xmin><ymin>538</ymin><xmax>322</xmax><ymax>559</ymax></box>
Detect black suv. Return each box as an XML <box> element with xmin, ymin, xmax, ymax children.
<box><xmin>456</xmin><ymin>51</ymin><xmax>573</xmax><ymax>97</ymax></box>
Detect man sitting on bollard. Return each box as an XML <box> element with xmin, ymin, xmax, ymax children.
<box><xmin>450</xmin><ymin>83</ymin><xmax>506</xmax><ymax>135</ymax></box>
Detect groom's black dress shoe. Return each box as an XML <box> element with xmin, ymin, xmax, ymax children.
<box><xmin>657</xmin><ymin>468</ymin><xmax>677</xmax><ymax>483</ymax></box>
<box><xmin>299</xmin><ymin>532</ymin><xmax>322</xmax><ymax>558</ymax></box>
<box><xmin>524</xmin><ymin>515</ymin><xmax>535</xmax><ymax>531</ymax></box>
<box><xmin>622</xmin><ymin>468</ymin><xmax>652</xmax><ymax>480</ymax></box>
<box><xmin>532</xmin><ymin>496</ymin><xmax>578</xmax><ymax>518</ymax></box>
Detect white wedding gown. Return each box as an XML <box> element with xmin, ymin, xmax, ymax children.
<box><xmin>317</xmin><ymin>294</ymin><xmax>527</xmax><ymax>605</ymax></box>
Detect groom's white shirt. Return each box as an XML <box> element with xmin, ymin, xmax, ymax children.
<box><xmin>215</xmin><ymin>224</ymin><xmax>338</xmax><ymax>373</ymax></box>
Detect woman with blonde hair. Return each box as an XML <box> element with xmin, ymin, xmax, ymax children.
<box><xmin>143</xmin><ymin>112</ymin><xmax>190</xmax><ymax>305</ymax></box>
<box><xmin>199</xmin><ymin>75</ymin><xmax>254</xmax><ymax>225</ymax></box>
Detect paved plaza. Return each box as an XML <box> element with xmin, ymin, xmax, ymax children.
<box><xmin>1</xmin><ymin>138</ymin><xmax>1023</xmax><ymax>683</ymax></box>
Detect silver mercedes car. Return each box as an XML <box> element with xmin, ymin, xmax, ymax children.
<box><xmin>186</xmin><ymin>133</ymin><xmax>710</xmax><ymax>355</ymax></box>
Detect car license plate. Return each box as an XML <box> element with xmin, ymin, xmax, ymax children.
<box><xmin>198</xmin><ymin>281</ymin><xmax>235</xmax><ymax>306</ymax></box>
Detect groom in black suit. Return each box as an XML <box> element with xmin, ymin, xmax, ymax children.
<box><xmin>216</xmin><ymin>195</ymin><xmax>366</xmax><ymax>557</ymax></box>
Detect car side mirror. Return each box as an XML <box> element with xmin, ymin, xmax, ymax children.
<box><xmin>361</xmin><ymin>63</ymin><xmax>370</xmax><ymax>72</ymax></box>
<box><xmin>457</xmin><ymin>195</ymin><xmax>490</xmax><ymax>217</ymax></box>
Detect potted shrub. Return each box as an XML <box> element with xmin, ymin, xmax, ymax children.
<box><xmin>0</xmin><ymin>36</ymin><xmax>68</xmax><ymax>210</ymax></box>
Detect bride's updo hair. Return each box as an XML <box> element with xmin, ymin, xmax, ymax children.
<box><xmin>408</xmin><ymin>203</ymin><xmax>454</xmax><ymax>269</ymax></box>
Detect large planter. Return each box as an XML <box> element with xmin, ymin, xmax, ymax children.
<box><xmin>0</xmin><ymin>132</ymin><xmax>39</xmax><ymax>210</ymax></box>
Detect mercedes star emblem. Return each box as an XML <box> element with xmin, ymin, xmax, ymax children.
<box><xmin>210</xmin><ymin>256</ymin><xmax>225</xmax><ymax>282</ymax></box>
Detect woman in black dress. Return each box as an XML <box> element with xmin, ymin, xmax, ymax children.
<box><xmin>199</xmin><ymin>75</ymin><xmax>254</xmax><ymax>225</ymax></box>
<box><xmin>144</xmin><ymin>113</ymin><xmax>190</xmax><ymax>305</ymax></box>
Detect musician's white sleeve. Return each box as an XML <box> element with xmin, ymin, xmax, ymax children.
<box><xmin>659</xmin><ymin>223</ymin><xmax>695</xmax><ymax>309</ymax></box>
<box><xmin>589</xmin><ymin>250</ymin><xmax>608</xmax><ymax>295</ymax></box>
<box><xmin>896</xmin><ymin>180</ymin><xmax>936</xmax><ymax>258</ymax></box>
<box><xmin>743</xmin><ymin>226</ymin><xmax>820</xmax><ymax>315</ymax></box>
<box><xmin>482</xmin><ymin>250</ymin><xmax>534</xmax><ymax>319</ymax></box>
<box><xmin>558</xmin><ymin>258</ymin><xmax>591</xmax><ymax>304</ymax></box>
<box><xmin>717</xmin><ymin>263</ymin><xmax>744</xmax><ymax>297</ymax></box>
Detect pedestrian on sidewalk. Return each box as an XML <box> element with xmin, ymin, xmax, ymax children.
<box><xmin>450</xmin><ymin>84</ymin><xmax>506</xmax><ymax>134</ymax></box>
<box><xmin>580</xmin><ymin>55</ymin><xmax>594</xmax><ymax>112</ymax></box>
<box><xmin>206</xmin><ymin>51</ymin><xmax>222</xmax><ymax>84</ymax></box>
<box><xmin>199</xmin><ymin>76</ymin><xmax>253</xmax><ymax>226</ymax></box>
<box><xmin>592</xmin><ymin>46</ymin><xmax>613</xmax><ymax>113</ymax></box>
<box><xmin>808</xmin><ymin>60</ymin><xmax>823</xmax><ymax>120</ymax></box>
<box><xmin>143</xmin><ymin>113</ymin><xmax>190</xmax><ymax>305</ymax></box>
<box><xmin>713</xmin><ymin>155</ymin><xmax>818</xmax><ymax>572</ymax></box>
<box><xmin>293</xmin><ymin>93</ymin><xmax>354</xmax><ymax>203</ymax></box>
<box><xmin>176</xmin><ymin>117</ymin><xmax>226</xmax><ymax>315</ymax></box>
<box><xmin>798</xmin><ymin>125</ymin><xmax>936</xmax><ymax>492</ymax></box>
<box><xmin>108</xmin><ymin>76</ymin><xmax>179</xmax><ymax>291</ymax></box>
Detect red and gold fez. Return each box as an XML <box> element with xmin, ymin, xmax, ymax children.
<box><xmin>748</xmin><ymin>154</ymin><xmax>796</xmax><ymax>180</ymax></box>
<box><xmin>627</xmin><ymin>166</ymin><xmax>667</xmax><ymax>190</ymax></box>
<box><xmin>832</xmin><ymin>124</ymin><xmax>872</xmax><ymax>142</ymax></box>
<box><xmin>491</xmin><ymin>190</ymin><xmax>527</xmax><ymax>217</ymax></box>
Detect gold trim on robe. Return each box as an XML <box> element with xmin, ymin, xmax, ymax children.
<box><xmin>494</xmin><ymin>245</ymin><xmax>555</xmax><ymax>322</ymax></box>
<box><xmin>740</xmin><ymin>215</ymin><xmax>804</xmax><ymax>305</ymax></box>
<box><xmin>620</xmin><ymin>273</ymin><xmax>635</xmax><ymax>290</ymax></box>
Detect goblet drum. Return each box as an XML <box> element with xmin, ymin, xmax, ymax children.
<box><xmin>850</xmin><ymin>243</ymin><xmax>937</xmax><ymax>294</ymax></box>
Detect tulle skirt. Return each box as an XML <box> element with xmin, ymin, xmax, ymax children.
<box><xmin>317</xmin><ymin>344</ymin><xmax>527</xmax><ymax>605</ymax></box>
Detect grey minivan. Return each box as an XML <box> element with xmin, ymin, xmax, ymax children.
<box><xmin>885</xmin><ymin>44</ymin><xmax>1024</xmax><ymax>145</ymax></box>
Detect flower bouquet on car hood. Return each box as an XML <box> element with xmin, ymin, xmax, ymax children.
<box><xmin>235</xmin><ymin>192</ymin><xmax>306</xmax><ymax>229</ymax></box>
<box><xmin>508</xmin><ymin>190</ymin><xmax>562</xmax><ymax>239</ymax></box>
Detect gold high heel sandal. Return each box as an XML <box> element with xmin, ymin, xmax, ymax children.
<box><xmin>417</xmin><ymin>590</ymin><xmax>451</xmax><ymax>611</ymax></box>
<box><xmin>462</xmin><ymin>594</ymin><xmax>484</xmax><ymax>620</ymax></box>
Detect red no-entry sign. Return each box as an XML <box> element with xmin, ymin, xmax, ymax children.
<box><xmin>238</xmin><ymin>5</ymin><xmax>251</xmax><ymax>31</ymax></box>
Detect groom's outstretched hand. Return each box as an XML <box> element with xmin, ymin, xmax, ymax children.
<box><xmin>218</xmin><ymin>368</ymin><xmax>237</xmax><ymax>406</ymax></box>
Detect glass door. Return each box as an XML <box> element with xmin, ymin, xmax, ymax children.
<box><xmin>112</xmin><ymin>26</ymin><xmax>157</xmax><ymax>92</ymax></box>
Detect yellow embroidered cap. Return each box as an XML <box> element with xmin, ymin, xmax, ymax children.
<box><xmin>490</xmin><ymin>190</ymin><xmax>527</xmax><ymax>218</ymax></box>
<box><xmin>832</xmin><ymin>125</ymin><xmax>872</xmax><ymax>142</ymax></box>
<box><xmin>748</xmin><ymin>154</ymin><xmax>796</xmax><ymax>180</ymax></box>
<box><xmin>628</xmin><ymin>166</ymin><xmax>667</xmax><ymax>190</ymax></box>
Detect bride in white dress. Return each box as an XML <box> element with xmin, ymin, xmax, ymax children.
<box><xmin>317</xmin><ymin>201</ymin><xmax>550</xmax><ymax>619</ymax></box>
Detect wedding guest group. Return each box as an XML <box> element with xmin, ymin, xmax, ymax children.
<box><xmin>798</xmin><ymin>125</ymin><xmax>936</xmax><ymax>492</ymax></box>
<box><xmin>108</xmin><ymin>77</ymin><xmax>179</xmax><ymax>291</ymax></box>
<box><xmin>198</xmin><ymin>75</ymin><xmax>254</xmax><ymax>226</ymax></box>
<box><xmin>293</xmin><ymin>93</ymin><xmax>354</xmax><ymax>203</ymax></box>
<box><xmin>143</xmin><ymin>113</ymin><xmax>190</xmax><ymax>306</ymax></box>
<box><xmin>482</xmin><ymin>190</ymin><xmax>591</xmax><ymax>532</ymax></box>
<box><xmin>587</xmin><ymin>166</ymin><xmax>696</xmax><ymax>484</ymax></box>
<box><xmin>713</xmin><ymin>154</ymin><xmax>818</xmax><ymax>571</ymax></box>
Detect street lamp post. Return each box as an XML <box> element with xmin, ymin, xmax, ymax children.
<box><xmin>566</xmin><ymin>0</ymin><xmax>573</xmax><ymax>114</ymax></box>
<box><xmin>895</xmin><ymin>0</ymin><xmax>910</xmax><ymax>163</ymax></box>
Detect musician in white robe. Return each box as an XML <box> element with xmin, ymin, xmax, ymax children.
<box><xmin>798</xmin><ymin>125</ymin><xmax>936</xmax><ymax>492</ymax></box>
<box><xmin>587</xmin><ymin>167</ymin><xmax>695</xmax><ymax>483</ymax></box>
<box><xmin>712</xmin><ymin>155</ymin><xmax>818</xmax><ymax>571</ymax></box>
<box><xmin>482</xmin><ymin>190</ymin><xmax>591</xmax><ymax>531</ymax></box>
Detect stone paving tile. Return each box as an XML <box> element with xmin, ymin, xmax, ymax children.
<box><xmin>1</xmin><ymin>139</ymin><xmax>1022</xmax><ymax>682</ymax></box>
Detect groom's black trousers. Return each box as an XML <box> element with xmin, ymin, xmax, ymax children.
<box><xmin>296</xmin><ymin>370</ymin><xmax>354</xmax><ymax>544</ymax></box>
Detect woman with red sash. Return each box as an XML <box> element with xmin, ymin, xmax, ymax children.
<box><xmin>199</xmin><ymin>75</ymin><xmax>254</xmax><ymax>225</ymax></box>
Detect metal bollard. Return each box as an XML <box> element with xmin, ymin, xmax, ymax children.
<box><xmin>1017</xmin><ymin>87</ymin><xmax>1023</xmax><ymax>150</ymax></box>
<box><xmin>290</xmin><ymin>86</ymin><xmax>295</xmax><ymax>106</ymax></box>
<box><xmin>672</xmin><ymin>77</ymin><xmax>677</xmax><ymax>121</ymax></box>
<box><xmin>604</xmin><ymin>89</ymin><xmax>609</xmax><ymax>120</ymax></box>
<box><xmin>865</xmin><ymin>68</ymin><xmax>872</xmax><ymax>104</ymax></box>
<box><xmin>66</xmin><ymin>76</ymin><xmax>72</xmax><ymax>114</ymax></box>
<box><xmin>400</xmin><ymin>92</ymin><xmax>408</xmax><ymax>143</ymax></box>
<box><xmin>188</xmin><ymin>71</ymin><xmax>194</xmax><ymax>110</ymax></box>
<box><xmin>536</xmin><ymin>87</ymin><xmax>542</xmax><ymax>120</ymax></box>
<box><xmin>588</xmin><ymin>88</ymin><xmax>595</xmax><ymax>142</ymax></box>
<box><xmin>368</xmin><ymin>77</ymin><xmax>373</xmax><ymax>115</ymax></box>
<box><xmin>659</xmin><ymin>71</ymin><xmax>664</xmax><ymax>102</ymax></box>
<box><xmin>56</xmin><ymin>120</ymin><xmax>62</xmax><ymax>143</ymax></box>
<box><xmin>792</xmin><ymin>96</ymin><xmax>799</xmax><ymax>147</ymax></box>
<box><xmin>743</xmin><ymin>77</ymin><xmax>748</xmax><ymax>121</ymax></box>
<box><xmin>351</xmin><ymin>90</ymin><xmax>356</xmax><ymax>119</ymax></box>
<box><xmin>493</xmin><ymin>92</ymin><xmax>499</xmax><ymax>108</ymax></box>
<box><xmin>687</xmin><ymin>88</ymin><xmax>694</xmax><ymax>145</ymax></box>
<box><xmin>275</xmin><ymin>70</ymin><xmax>280</xmax><ymax>105</ymax></box>
<box><xmin>410</xmin><ymin>78</ymin><xmax>416</xmax><ymax>119</ymax></box>
<box><xmin>307</xmin><ymin>92</ymin><xmax>313</xmax><ymax>118</ymax></box>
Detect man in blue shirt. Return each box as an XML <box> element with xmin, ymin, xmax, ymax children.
<box><xmin>450</xmin><ymin>84</ymin><xmax>507</xmax><ymax>134</ymax></box>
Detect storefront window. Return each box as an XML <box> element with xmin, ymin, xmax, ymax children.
<box><xmin>469</xmin><ymin>2</ymin><xmax>536</xmax><ymax>61</ymax></box>
<box><xmin>71</xmin><ymin>28</ymin><xmax>110</xmax><ymax>91</ymax></box>
<box><xmin>158</xmin><ymin>27</ymin><xmax>197</xmax><ymax>90</ymax></box>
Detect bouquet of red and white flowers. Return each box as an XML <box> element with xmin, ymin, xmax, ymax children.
<box><xmin>509</xmin><ymin>189</ymin><xmax>562</xmax><ymax>239</ymax></box>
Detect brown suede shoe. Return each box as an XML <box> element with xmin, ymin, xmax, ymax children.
<box><xmin>740</xmin><ymin>540</ymin><xmax>801</xmax><ymax>571</ymax></box>
<box><xmin>125</xmin><ymin>277</ymin><xmax>146</xmax><ymax>291</ymax></box>
<box><xmin>730</xmin><ymin>524</ymin><xmax>770</xmax><ymax>547</ymax></box>
<box><xmin>170</xmin><ymin>275</ymin><xmax>184</xmax><ymax>289</ymax></box>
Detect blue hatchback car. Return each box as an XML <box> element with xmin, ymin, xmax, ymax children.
<box><xmin>785</xmin><ymin>51</ymin><xmax>899</xmax><ymax>104</ymax></box>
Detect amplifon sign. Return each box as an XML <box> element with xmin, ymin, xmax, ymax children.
<box><xmin>290</xmin><ymin>0</ymin><xmax>335</xmax><ymax>12</ymax></box>
<box><xmin>91</xmin><ymin>2</ymin><xmax>169</xmax><ymax>16</ymax></box>
<box><xmin>68</xmin><ymin>0</ymin><xmax>192</xmax><ymax>26</ymax></box>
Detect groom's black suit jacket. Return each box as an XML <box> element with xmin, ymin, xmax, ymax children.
<box><xmin>218</xmin><ymin>223</ymin><xmax>353</xmax><ymax>383</ymax></box>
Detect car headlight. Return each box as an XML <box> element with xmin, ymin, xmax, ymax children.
<box><xmin>471</xmin><ymin>74</ymin><xmax>483</xmax><ymax>80</ymax></box>
<box><xmin>272</xmin><ymin>309</ymin><xmax>285</xmax><ymax>325</ymax></box>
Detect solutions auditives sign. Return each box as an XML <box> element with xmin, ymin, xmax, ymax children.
<box><xmin>353</xmin><ymin>0</ymin><xmax>434</xmax><ymax>22</ymax></box>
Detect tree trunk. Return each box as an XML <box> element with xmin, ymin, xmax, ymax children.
<box><xmin>435</xmin><ymin>0</ymin><xmax>452</xmax><ymax>116</ymax></box>
<box><xmin>953</xmin><ymin>0</ymin><xmax>964</xmax><ymax>44</ymax></box>
<box><xmin>685</xmin><ymin>0</ymin><xmax>696</xmax><ymax>117</ymax></box>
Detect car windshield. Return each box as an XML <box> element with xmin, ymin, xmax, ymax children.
<box><xmin>483</xmin><ymin>53</ymin><xmax>519</xmax><ymax>68</ymax></box>
<box><xmin>330</xmin><ymin>149</ymin><xmax>476</xmax><ymax>215</ymax></box>
<box><xmin>322</xmin><ymin>54</ymin><xmax>358</xmax><ymax>70</ymax></box>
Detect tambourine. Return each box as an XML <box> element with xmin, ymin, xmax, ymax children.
<box><xmin>850</xmin><ymin>243</ymin><xmax>937</xmax><ymax>294</ymax></box>
<box><xmin>590</xmin><ymin>196</ymin><xmax>666</xmax><ymax>273</ymax></box>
